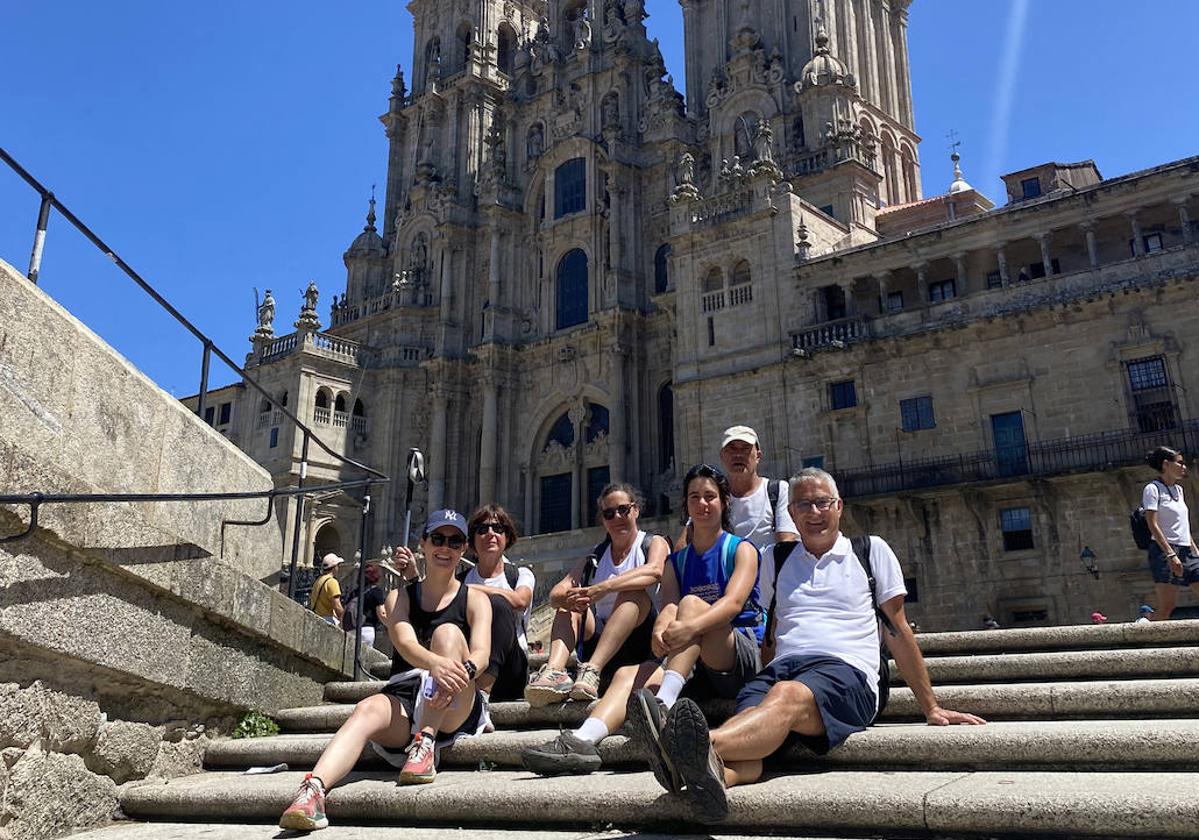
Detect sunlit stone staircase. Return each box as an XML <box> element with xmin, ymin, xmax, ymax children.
<box><xmin>91</xmin><ymin>621</ymin><xmax>1199</xmax><ymax>839</ymax></box>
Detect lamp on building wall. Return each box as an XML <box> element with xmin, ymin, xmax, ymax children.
<box><xmin>1079</xmin><ymin>546</ymin><xmax>1100</xmax><ymax>579</ymax></box>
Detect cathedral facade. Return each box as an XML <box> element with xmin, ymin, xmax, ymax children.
<box><xmin>204</xmin><ymin>0</ymin><xmax>1199</xmax><ymax>630</ymax></box>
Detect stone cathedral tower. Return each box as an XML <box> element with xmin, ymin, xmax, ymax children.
<box><xmin>240</xmin><ymin>0</ymin><xmax>930</xmax><ymax>559</ymax></box>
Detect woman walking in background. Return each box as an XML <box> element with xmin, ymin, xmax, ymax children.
<box><xmin>1144</xmin><ymin>446</ymin><xmax>1199</xmax><ymax>620</ymax></box>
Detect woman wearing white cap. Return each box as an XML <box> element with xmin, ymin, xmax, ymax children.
<box><xmin>280</xmin><ymin>509</ymin><xmax>492</xmax><ymax>831</ymax></box>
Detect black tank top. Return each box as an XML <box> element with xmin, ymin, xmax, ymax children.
<box><xmin>390</xmin><ymin>578</ymin><xmax>471</xmax><ymax>674</ymax></box>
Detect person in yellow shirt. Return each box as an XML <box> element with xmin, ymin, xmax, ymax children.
<box><xmin>310</xmin><ymin>553</ymin><xmax>346</xmax><ymax>624</ymax></box>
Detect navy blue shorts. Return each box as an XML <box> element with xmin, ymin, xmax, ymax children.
<box><xmin>1148</xmin><ymin>543</ymin><xmax>1199</xmax><ymax>586</ymax></box>
<box><xmin>735</xmin><ymin>654</ymin><xmax>876</xmax><ymax>755</ymax></box>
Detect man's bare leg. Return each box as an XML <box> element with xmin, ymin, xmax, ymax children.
<box><xmin>710</xmin><ymin>681</ymin><xmax>825</xmax><ymax>787</ymax></box>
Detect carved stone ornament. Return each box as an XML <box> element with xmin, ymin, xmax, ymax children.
<box><xmin>294</xmin><ymin>281</ymin><xmax>322</xmax><ymax>331</ymax></box>
<box><xmin>255</xmin><ymin>289</ymin><xmax>276</xmax><ymax>338</ymax></box>
<box><xmin>538</xmin><ymin>439</ymin><xmax>574</xmax><ymax>472</ymax></box>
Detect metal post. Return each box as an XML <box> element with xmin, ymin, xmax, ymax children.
<box><xmin>196</xmin><ymin>341</ymin><xmax>212</xmax><ymax>421</ymax></box>
<box><xmin>27</xmin><ymin>193</ymin><xmax>52</xmax><ymax>284</ymax></box>
<box><xmin>286</xmin><ymin>431</ymin><xmax>311</xmax><ymax>599</ymax></box>
<box><xmin>353</xmin><ymin>483</ymin><xmax>372</xmax><ymax>680</ymax></box>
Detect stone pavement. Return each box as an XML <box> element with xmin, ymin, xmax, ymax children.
<box><xmin>70</xmin><ymin>827</ymin><xmax>875</xmax><ymax>840</ymax></box>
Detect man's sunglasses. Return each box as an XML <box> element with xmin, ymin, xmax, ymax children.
<box><xmin>601</xmin><ymin>503</ymin><xmax>635</xmax><ymax>520</ymax></box>
<box><xmin>427</xmin><ymin>533</ymin><xmax>467</xmax><ymax>549</ymax></box>
<box><xmin>791</xmin><ymin>498</ymin><xmax>837</xmax><ymax>512</ymax></box>
<box><xmin>472</xmin><ymin>522</ymin><xmax>506</xmax><ymax>536</ymax></box>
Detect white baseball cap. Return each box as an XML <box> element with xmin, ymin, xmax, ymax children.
<box><xmin>721</xmin><ymin>425</ymin><xmax>759</xmax><ymax>449</ymax></box>
<box><xmin>321</xmin><ymin>553</ymin><xmax>345</xmax><ymax>571</ymax></box>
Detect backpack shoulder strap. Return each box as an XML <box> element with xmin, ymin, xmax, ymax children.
<box><xmin>503</xmin><ymin>562</ymin><xmax>520</xmax><ymax>589</ymax></box>
<box><xmin>763</xmin><ymin>541</ymin><xmax>799</xmax><ymax>647</ymax></box>
<box><xmin>582</xmin><ymin>537</ymin><xmax>610</xmax><ymax>588</ymax></box>
<box><xmin>851</xmin><ymin>535</ymin><xmax>898</xmax><ymax>637</ymax></box>
<box><xmin>720</xmin><ymin>533</ymin><xmax>744</xmax><ymax>579</ymax></box>
<box><xmin>766</xmin><ymin>479</ymin><xmax>779</xmax><ymax>515</ymax></box>
<box><xmin>455</xmin><ymin>565</ymin><xmax>470</xmax><ymax>583</ymax></box>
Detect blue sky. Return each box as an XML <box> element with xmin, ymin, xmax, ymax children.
<box><xmin>3</xmin><ymin>1</ymin><xmax>1197</xmax><ymax>397</ymax></box>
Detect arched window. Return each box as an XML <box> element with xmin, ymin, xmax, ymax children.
<box><xmin>793</xmin><ymin>115</ymin><xmax>806</xmax><ymax>150</ymax></box>
<box><xmin>654</xmin><ymin>243</ymin><xmax>672</xmax><ymax>294</ymax></box>
<box><xmin>554</xmin><ymin>157</ymin><xmax>587</xmax><ymax>218</ymax></box>
<box><xmin>881</xmin><ymin>134</ymin><xmax>899</xmax><ymax>206</ymax></box>
<box><xmin>313</xmin><ymin>523</ymin><xmax>341</xmax><ymax>566</ymax></box>
<box><xmin>279</xmin><ymin>390</ymin><xmax>288</xmax><ymax>408</ymax></box>
<box><xmin>315</xmin><ymin>390</ymin><xmax>330</xmax><ymax>409</ymax></box>
<box><xmin>731</xmin><ymin>260</ymin><xmax>751</xmax><ymax>286</ymax></box>
<box><xmin>545</xmin><ymin>412</ymin><xmax>575</xmax><ymax>449</ymax></box>
<box><xmin>729</xmin><ymin>259</ymin><xmax>752</xmax><ymax>305</ymax></box>
<box><xmin>658</xmin><ymin>384</ymin><xmax>674</xmax><ymax>472</ymax></box>
<box><xmin>702</xmin><ymin>267</ymin><xmax>723</xmax><ymax>293</ymax></box>
<box><xmin>353</xmin><ymin>399</ymin><xmax>365</xmax><ymax>417</ymax></box>
<box><xmin>260</xmin><ymin>397</ymin><xmax>272</xmax><ymax>414</ymax></box>
<box><xmin>901</xmin><ymin>147</ymin><xmax>917</xmax><ymax>202</ymax></box>
<box><xmin>422</xmin><ymin>37</ymin><xmax>441</xmax><ymax>91</ymax></box>
<box><xmin>455</xmin><ymin>22</ymin><xmax>472</xmax><ymax>74</ymax></box>
<box><xmin>334</xmin><ymin>393</ymin><xmax>347</xmax><ymax>413</ymax></box>
<box><xmin>555</xmin><ymin>248</ymin><xmax>588</xmax><ymax>330</ymax></box>
<box><xmin>497</xmin><ymin>24</ymin><xmax>516</xmax><ymax>76</ymax></box>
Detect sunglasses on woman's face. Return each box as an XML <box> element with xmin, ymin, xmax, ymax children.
<box><xmin>601</xmin><ymin>503</ymin><xmax>635</xmax><ymax>520</ymax></box>
<box><xmin>473</xmin><ymin>522</ymin><xmax>506</xmax><ymax>536</ymax></box>
<box><xmin>428</xmin><ymin>533</ymin><xmax>467</xmax><ymax>549</ymax></box>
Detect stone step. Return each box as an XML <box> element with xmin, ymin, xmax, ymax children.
<box><xmin>911</xmin><ymin>618</ymin><xmax>1199</xmax><ymax>654</ymax></box>
<box><xmin>120</xmin><ymin>767</ymin><xmax>1199</xmax><ymax>837</ymax></box>
<box><xmin>349</xmin><ymin>644</ymin><xmax>1199</xmax><ymax>703</ymax></box>
<box><xmin>204</xmin><ymin>719</ymin><xmax>1199</xmax><ymax>772</ymax></box>
<box><xmin>68</xmin><ymin>825</ymin><xmax>870</xmax><ymax>840</ymax></box>
<box><xmin>293</xmin><ymin>677</ymin><xmax>1199</xmax><ymax>732</ymax></box>
<box><xmin>898</xmin><ymin>645</ymin><xmax>1199</xmax><ymax>684</ymax></box>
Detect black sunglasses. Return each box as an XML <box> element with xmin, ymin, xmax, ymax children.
<box><xmin>472</xmin><ymin>522</ymin><xmax>506</xmax><ymax>536</ymax></box>
<box><xmin>601</xmin><ymin>503</ymin><xmax>635</xmax><ymax>520</ymax></box>
<box><xmin>684</xmin><ymin>463</ymin><xmax>726</xmax><ymax>483</ymax></box>
<box><xmin>427</xmin><ymin>532</ymin><xmax>467</xmax><ymax>549</ymax></box>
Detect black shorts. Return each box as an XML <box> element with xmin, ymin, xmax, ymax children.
<box><xmin>735</xmin><ymin>654</ymin><xmax>875</xmax><ymax>755</ymax></box>
<box><xmin>579</xmin><ymin>606</ymin><xmax>658</xmax><ymax>689</ymax></box>
<box><xmin>373</xmin><ymin>670</ymin><xmax>484</xmax><ymax>764</ymax></box>
<box><xmin>683</xmin><ymin>626</ymin><xmax>761</xmax><ymax>701</ymax></box>
<box><xmin>485</xmin><ymin>593</ymin><xmax>530</xmax><ymax>702</ymax></box>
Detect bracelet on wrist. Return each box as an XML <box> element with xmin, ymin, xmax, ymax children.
<box><xmin>462</xmin><ymin>659</ymin><xmax>478</xmax><ymax>680</ymax></box>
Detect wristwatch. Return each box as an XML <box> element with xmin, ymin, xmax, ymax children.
<box><xmin>462</xmin><ymin>659</ymin><xmax>478</xmax><ymax>680</ymax></box>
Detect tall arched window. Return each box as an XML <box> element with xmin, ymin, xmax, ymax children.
<box><xmin>279</xmin><ymin>390</ymin><xmax>288</xmax><ymax>408</ymax></box>
<box><xmin>556</xmin><ymin>249</ymin><xmax>588</xmax><ymax>330</ymax></box>
<box><xmin>658</xmin><ymin>384</ymin><xmax>674</xmax><ymax>472</ymax></box>
<box><xmin>422</xmin><ymin>37</ymin><xmax>441</xmax><ymax>91</ymax></box>
<box><xmin>729</xmin><ymin>259</ymin><xmax>752</xmax><ymax>306</ymax></box>
<box><xmin>654</xmin><ymin>243</ymin><xmax>672</xmax><ymax>293</ymax></box>
<box><xmin>702</xmin><ymin>267</ymin><xmax>723</xmax><ymax>293</ymax></box>
<box><xmin>455</xmin><ymin>22</ymin><xmax>472</xmax><ymax>74</ymax></box>
<box><xmin>315</xmin><ymin>390</ymin><xmax>330</xmax><ymax>409</ymax></box>
<box><xmin>353</xmin><ymin>399</ymin><xmax>365</xmax><ymax>417</ymax></box>
<box><xmin>734</xmin><ymin>111</ymin><xmax>759</xmax><ymax>159</ymax></box>
<box><xmin>497</xmin><ymin>24</ymin><xmax>517</xmax><ymax>76</ymax></box>
<box><xmin>554</xmin><ymin>157</ymin><xmax>587</xmax><ymax>218</ymax></box>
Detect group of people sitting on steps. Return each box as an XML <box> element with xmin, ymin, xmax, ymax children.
<box><xmin>280</xmin><ymin>424</ymin><xmax>985</xmax><ymax>832</ymax></box>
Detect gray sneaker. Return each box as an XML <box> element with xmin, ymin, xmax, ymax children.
<box><xmin>625</xmin><ymin>688</ymin><xmax>682</xmax><ymax>794</ymax></box>
<box><xmin>662</xmin><ymin>697</ymin><xmax>728</xmax><ymax>823</ymax></box>
<box><xmin>520</xmin><ymin>731</ymin><xmax>602</xmax><ymax>776</ymax></box>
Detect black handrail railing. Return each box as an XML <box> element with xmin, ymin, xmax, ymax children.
<box><xmin>0</xmin><ymin>147</ymin><xmax>390</xmax><ymax>680</ymax></box>
<box><xmin>841</xmin><ymin>418</ymin><xmax>1199</xmax><ymax>498</ymax></box>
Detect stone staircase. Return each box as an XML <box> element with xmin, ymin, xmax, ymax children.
<box><xmin>85</xmin><ymin>622</ymin><xmax>1199</xmax><ymax>838</ymax></box>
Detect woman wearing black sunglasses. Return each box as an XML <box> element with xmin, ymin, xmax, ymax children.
<box><xmin>524</xmin><ymin>484</ymin><xmax>669</xmax><ymax>713</ymax></box>
<box><xmin>279</xmin><ymin>509</ymin><xmax>491</xmax><ymax>832</ymax></box>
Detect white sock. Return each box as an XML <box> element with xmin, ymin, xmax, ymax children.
<box><xmin>572</xmin><ymin>716</ymin><xmax>610</xmax><ymax>744</ymax></box>
<box><xmin>656</xmin><ymin>670</ymin><xmax>687</xmax><ymax>708</ymax></box>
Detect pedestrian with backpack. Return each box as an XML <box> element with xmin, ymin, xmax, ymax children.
<box><xmin>340</xmin><ymin>562</ymin><xmax>387</xmax><ymax>648</ymax></box>
<box><xmin>1141</xmin><ymin>446</ymin><xmax>1198</xmax><ymax>620</ymax></box>
<box><xmin>310</xmin><ymin>553</ymin><xmax>346</xmax><ymax>625</ymax></box>
<box><xmin>524</xmin><ymin>483</ymin><xmax>669</xmax><ymax>706</ymax></box>
<box><xmin>631</xmin><ymin>467</ymin><xmax>984</xmax><ymax>824</ymax></box>
<box><xmin>522</xmin><ymin>464</ymin><xmax>760</xmax><ymax>777</ymax></box>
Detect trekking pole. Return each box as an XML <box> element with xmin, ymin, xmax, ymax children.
<box><xmin>400</xmin><ymin>448</ymin><xmax>426</xmax><ymax>578</ymax></box>
<box><xmin>353</xmin><ymin>483</ymin><xmax>372</xmax><ymax>680</ymax></box>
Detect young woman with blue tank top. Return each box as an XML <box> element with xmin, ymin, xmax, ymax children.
<box><xmin>521</xmin><ymin>464</ymin><xmax>765</xmax><ymax>783</ymax></box>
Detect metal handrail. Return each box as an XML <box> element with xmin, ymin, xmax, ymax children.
<box><xmin>0</xmin><ymin>147</ymin><xmax>390</xmax><ymax>680</ymax></box>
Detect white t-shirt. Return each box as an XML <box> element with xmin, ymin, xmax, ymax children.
<box><xmin>464</xmin><ymin>558</ymin><xmax>536</xmax><ymax>650</ymax></box>
<box><xmin>1143</xmin><ymin>481</ymin><xmax>1192</xmax><ymax>546</ymax></box>
<box><xmin>760</xmin><ymin>534</ymin><xmax>906</xmax><ymax>704</ymax></box>
<box><xmin>728</xmin><ymin>477</ymin><xmax>797</xmax><ymax>551</ymax></box>
<box><xmin>592</xmin><ymin>529</ymin><xmax>649</xmax><ymax>623</ymax></box>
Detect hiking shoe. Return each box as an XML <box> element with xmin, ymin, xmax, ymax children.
<box><xmin>520</xmin><ymin>731</ymin><xmax>602</xmax><ymax>776</ymax></box>
<box><xmin>570</xmin><ymin>662</ymin><xmax>602</xmax><ymax>701</ymax></box>
<box><xmin>525</xmin><ymin>664</ymin><xmax>573</xmax><ymax>707</ymax></box>
<box><xmin>398</xmin><ymin>732</ymin><xmax>437</xmax><ymax>784</ymax></box>
<box><xmin>278</xmin><ymin>773</ymin><xmax>328</xmax><ymax>831</ymax></box>
<box><xmin>625</xmin><ymin>687</ymin><xmax>682</xmax><ymax>794</ymax></box>
<box><xmin>662</xmin><ymin>698</ymin><xmax>728</xmax><ymax>823</ymax></box>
